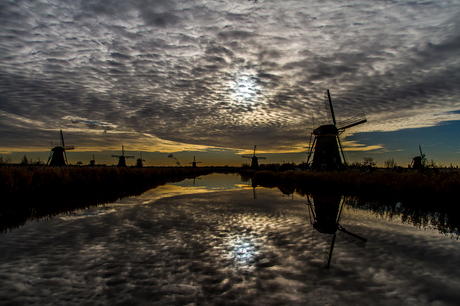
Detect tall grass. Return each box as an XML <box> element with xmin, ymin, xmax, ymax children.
<box><xmin>1</xmin><ymin>165</ymin><xmax>213</xmax><ymax>232</ymax></box>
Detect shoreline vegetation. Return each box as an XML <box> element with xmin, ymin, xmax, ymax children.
<box><xmin>1</xmin><ymin>165</ymin><xmax>460</xmax><ymax>235</ymax></box>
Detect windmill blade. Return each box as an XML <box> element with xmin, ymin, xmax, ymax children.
<box><xmin>122</xmin><ymin>145</ymin><xmax>125</xmax><ymax>156</ymax></box>
<box><xmin>337</xmin><ymin>227</ymin><xmax>367</xmax><ymax>248</ymax></box>
<box><xmin>337</xmin><ymin>114</ymin><xmax>367</xmax><ymax>131</ymax></box>
<box><xmin>326</xmin><ymin>89</ymin><xmax>337</xmax><ymax>127</ymax></box>
<box><xmin>258</xmin><ymin>157</ymin><xmax>267</xmax><ymax>160</ymax></box>
<box><xmin>337</xmin><ymin>136</ymin><xmax>346</xmax><ymax>165</ymax></box>
<box><xmin>64</xmin><ymin>150</ymin><xmax>68</xmax><ymax>165</ymax></box>
<box><xmin>196</xmin><ymin>161</ymin><xmax>202</xmax><ymax>164</ymax></box>
<box><xmin>64</xmin><ymin>146</ymin><xmax>75</xmax><ymax>150</ymax></box>
<box><xmin>324</xmin><ymin>233</ymin><xmax>337</xmax><ymax>269</ymax></box>
<box><xmin>306</xmin><ymin>136</ymin><xmax>317</xmax><ymax>165</ymax></box>
<box><xmin>60</xmin><ymin>130</ymin><xmax>65</xmax><ymax>147</ymax></box>
<box><xmin>125</xmin><ymin>156</ymin><xmax>135</xmax><ymax>159</ymax></box>
<box><xmin>253</xmin><ymin>145</ymin><xmax>257</xmax><ymax>156</ymax></box>
<box><xmin>242</xmin><ymin>155</ymin><xmax>252</xmax><ymax>159</ymax></box>
<box><xmin>111</xmin><ymin>155</ymin><xmax>120</xmax><ymax>157</ymax></box>
<box><xmin>419</xmin><ymin>145</ymin><xmax>425</xmax><ymax>158</ymax></box>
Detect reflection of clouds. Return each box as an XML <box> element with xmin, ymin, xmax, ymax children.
<box><xmin>0</xmin><ymin>188</ymin><xmax>459</xmax><ymax>305</ymax></box>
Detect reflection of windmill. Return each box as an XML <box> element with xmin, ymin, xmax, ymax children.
<box><xmin>47</xmin><ymin>130</ymin><xmax>75</xmax><ymax>166</ymax></box>
<box><xmin>411</xmin><ymin>145</ymin><xmax>425</xmax><ymax>170</ymax></box>
<box><xmin>241</xmin><ymin>178</ymin><xmax>258</xmax><ymax>199</ymax></box>
<box><xmin>306</xmin><ymin>194</ymin><xmax>367</xmax><ymax>269</ymax></box>
<box><xmin>136</xmin><ymin>152</ymin><xmax>145</xmax><ymax>168</ymax></box>
<box><xmin>189</xmin><ymin>156</ymin><xmax>202</xmax><ymax>168</ymax></box>
<box><xmin>111</xmin><ymin>145</ymin><xmax>135</xmax><ymax>167</ymax></box>
<box><xmin>306</xmin><ymin>90</ymin><xmax>367</xmax><ymax>170</ymax></box>
<box><xmin>89</xmin><ymin>154</ymin><xmax>96</xmax><ymax>166</ymax></box>
<box><xmin>242</xmin><ymin>145</ymin><xmax>266</xmax><ymax>169</ymax></box>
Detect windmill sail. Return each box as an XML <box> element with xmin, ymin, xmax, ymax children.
<box><xmin>47</xmin><ymin>130</ymin><xmax>74</xmax><ymax>166</ymax></box>
<box><xmin>307</xmin><ymin>90</ymin><xmax>367</xmax><ymax>170</ymax></box>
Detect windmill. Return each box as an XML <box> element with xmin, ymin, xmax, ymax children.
<box><xmin>89</xmin><ymin>154</ymin><xmax>96</xmax><ymax>166</ymax></box>
<box><xmin>306</xmin><ymin>90</ymin><xmax>367</xmax><ymax>170</ymax></box>
<box><xmin>306</xmin><ymin>194</ymin><xmax>367</xmax><ymax>269</ymax></box>
<box><xmin>189</xmin><ymin>156</ymin><xmax>202</xmax><ymax>168</ymax></box>
<box><xmin>112</xmin><ymin>145</ymin><xmax>135</xmax><ymax>167</ymax></box>
<box><xmin>242</xmin><ymin>145</ymin><xmax>266</xmax><ymax>169</ymax></box>
<box><xmin>47</xmin><ymin>130</ymin><xmax>75</xmax><ymax>166</ymax></box>
<box><xmin>136</xmin><ymin>152</ymin><xmax>145</xmax><ymax>168</ymax></box>
<box><xmin>411</xmin><ymin>145</ymin><xmax>425</xmax><ymax>170</ymax></box>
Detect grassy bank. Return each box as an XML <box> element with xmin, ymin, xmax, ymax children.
<box><xmin>245</xmin><ymin>170</ymin><xmax>460</xmax><ymax>201</ymax></box>
<box><xmin>1</xmin><ymin>166</ymin><xmax>214</xmax><ymax>232</ymax></box>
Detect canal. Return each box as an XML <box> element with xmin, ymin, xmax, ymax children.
<box><xmin>1</xmin><ymin>173</ymin><xmax>459</xmax><ymax>305</ymax></box>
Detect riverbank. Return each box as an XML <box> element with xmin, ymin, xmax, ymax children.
<box><xmin>0</xmin><ymin>166</ymin><xmax>215</xmax><ymax>232</ymax></box>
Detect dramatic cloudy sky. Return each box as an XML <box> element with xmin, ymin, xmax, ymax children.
<box><xmin>1</xmin><ymin>0</ymin><xmax>460</xmax><ymax>166</ymax></box>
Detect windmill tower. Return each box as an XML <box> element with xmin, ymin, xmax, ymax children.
<box><xmin>189</xmin><ymin>156</ymin><xmax>202</xmax><ymax>168</ymax></box>
<box><xmin>112</xmin><ymin>145</ymin><xmax>135</xmax><ymax>167</ymax></box>
<box><xmin>47</xmin><ymin>130</ymin><xmax>75</xmax><ymax>166</ymax></box>
<box><xmin>89</xmin><ymin>154</ymin><xmax>96</xmax><ymax>166</ymax></box>
<box><xmin>411</xmin><ymin>145</ymin><xmax>425</xmax><ymax>170</ymax></box>
<box><xmin>307</xmin><ymin>90</ymin><xmax>367</xmax><ymax>170</ymax></box>
<box><xmin>242</xmin><ymin>145</ymin><xmax>266</xmax><ymax>169</ymax></box>
<box><xmin>306</xmin><ymin>194</ymin><xmax>367</xmax><ymax>269</ymax></box>
<box><xmin>136</xmin><ymin>152</ymin><xmax>145</xmax><ymax>168</ymax></box>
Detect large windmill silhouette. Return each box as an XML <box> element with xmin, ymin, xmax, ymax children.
<box><xmin>306</xmin><ymin>194</ymin><xmax>367</xmax><ymax>269</ymax></box>
<box><xmin>242</xmin><ymin>145</ymin><xmax>266</xmax><ymax>169</ymax></box>
<box><xmin>47</xmin><ymin>130</ymin><xmax>74</xmax><ymax>166</ymax></box>
<box><xmin>189</xmin><ymin>156</ymin><xmax>202</xmax><ymax>168</ymax></box>
<box><xmin>307</xmin><ymin>90</ymin><xmax>367</xmax><ymax>170</ymax></box>
<box><xmin>112</xmin><ymin>145</ymin><xmax>135</xmax><ymax>167</ymax></box>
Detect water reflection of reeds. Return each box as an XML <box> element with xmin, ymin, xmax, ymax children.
<box><xmin>1</xmin><ymin>166</ymin><xmax>213</xmax><ymax>233</ymax></box>
<box><xmin>239</xmin><ymin>171</ymin><xmax>460</xmax><ymax>239</ymax></box>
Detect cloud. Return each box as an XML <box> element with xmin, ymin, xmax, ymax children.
<box><xmin>0</xmin><ymin>0</ymin><xmax>459</xmax><ymax>153</ymax></box>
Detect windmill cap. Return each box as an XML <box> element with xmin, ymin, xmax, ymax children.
<box><xmin>313</xmin><ymin>124</ymin><xmax>338</xmax><ymax>135</ymax></box>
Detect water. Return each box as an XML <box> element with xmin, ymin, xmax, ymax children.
<box><xmin>1</xmin><ymin>173</ymin><xmax>459</xmax><ymax>305</ymax></box>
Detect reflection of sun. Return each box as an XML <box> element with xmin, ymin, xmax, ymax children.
<box><xmin>228</xmin><ymin>235</ymin><xmax>259</xmax><ymax>270</ymax></box>
<box><xmin>230</xmin><ymin>70</ymin><xmax>261</xmax><ymax>104</ymax></box>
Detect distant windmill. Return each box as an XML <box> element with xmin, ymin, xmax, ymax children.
<box><xmin>306</xmin><ymin>90</ymin><xmax>367</xmax><ymax>170</ymax></box>
<box><xmin>242</xmin><ymin>145</ymin><xmax>266</xmax><ymax>169</ymax></box>
<box><xmin>189</xmin><ymin>156</ymin><xmax>202</xmax><ymax>168</ymax></box>
<box><xmin>411</xmin><ymin>145</ymin><xmax>425</xmax><ymax>170</ymax></box>
<box><xmin>306</xmin><ymin>194</ymin><xmax>367</xmax><ymax>269</ymax></box>
<box><xmin>89</xmin><ymin>154</ymin><xmax>96</xmax><ymax>166</ymax></box>
<box><xmin>47</xmin><ymin>130</ymin><xmax>75</xmax><ymax>166</ymax></box>
<box><xmin>136</xmin><ymin>152</ymin><xmax>145</xmax><ymax>168</ymax></box>
<box><xmin>112</xmin><ymin>145</ymin><xmax>135</xmax><ymax>167</ymax></box>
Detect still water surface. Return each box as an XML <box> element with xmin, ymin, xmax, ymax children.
<box><xmin>1</xmin><ymin>173</ymin><xmax>459</xmax><ymax>305</ymax></box>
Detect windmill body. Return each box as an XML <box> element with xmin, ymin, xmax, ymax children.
<box><xmin>307</xmin><ymin>90</ymin><xmax>366</xmax><ymax>170</ymax></box>
<box><xmin>189</xmin><ymin>156</ymin><xmax>202</xmax><ymax>168</ymax></box>
<box><xmin>242</xmin><ymin>145</ymin><xmax>266</xmax><ymax>170</ymax></box>
<box><xmin>136</xmin><ymin>152</ymin><xmax>145</xmax><ymax>168</ymax></box>
<box><xmin>47</xmin><ymin>130</ymin><xmax>74</xmax><ymax>166</ymax></box>
<box><xmin>311</xmin><ymin>124</ymin><xmax>343</xmax><ymax>171</ymax></box>
<box><xmin>112</xmin><ymin>145</ymin><xmax>134</xmax><ymax>167</ymax></box>
<box><xmin>412</xmin><ymin>145</ymin><xmax>425</xmax><ymax>170</ymax></box>
<box><xmin>89</xmin><ymin>154</ymin><xmax>96</xmax><ymax>166</ymax></box>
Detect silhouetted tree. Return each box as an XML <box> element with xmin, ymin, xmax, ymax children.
<box><xmin>384</xmin><ymin>158</ymin><xmax>397</xmax><ymax>168</ymax></box>
<box><xmin>0</xmin><ymin>155</ymin><xmax>12</xmax><ymax>165</ymax></box>
<box><xmin>362</xmin><ymin>157</ymin><xmax>376</xmax><ymax>167</ymax></box>
<box><xmin>20</xmin><ymin>155</ymin><xmax>29</xmax><ymax>165</ymax></box>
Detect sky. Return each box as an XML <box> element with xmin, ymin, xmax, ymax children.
<box><xmin>1</xmin><ymin>0</ymin><xmax>459</xmax><ymax>167</ymax></box>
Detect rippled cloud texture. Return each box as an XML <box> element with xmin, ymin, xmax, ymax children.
<box><xmin>1</xmin><ymin>0</ymin><xmax>459</xmax><ymax>152</ymax></box>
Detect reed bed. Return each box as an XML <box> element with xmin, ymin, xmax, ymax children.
<box><xmin>1</xmin><ymin>166</ymin><xmax>213</xmax><ymax>232</ymax></box>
